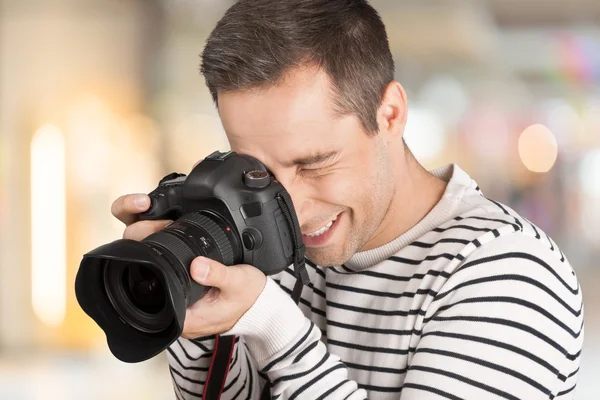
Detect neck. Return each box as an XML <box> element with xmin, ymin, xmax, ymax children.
<box><xmin>359</xmin><ymin>150</ymin><xmax>447</xmax><ymax>251</ymax></box>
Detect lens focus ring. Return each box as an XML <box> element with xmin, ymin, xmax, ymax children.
<box><xmin>146</xmin><ymin>231</ymin><xmax>197</xmax><ymax>264</ymax></box>
<box><xmin>178</xmin><ymin>213</ymin><xmax>234</xmax><ymax>266</ymax></box>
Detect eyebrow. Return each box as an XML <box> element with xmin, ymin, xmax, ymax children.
<box><xmin>289</xmin><ymin>150</ymin><xmax>339</xmax><ymax>167</ymax></box>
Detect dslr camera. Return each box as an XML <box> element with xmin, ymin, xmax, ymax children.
<box><xmin>75</xmin><ymin>151</ymin><xmax>306</xmax><ymax>363</ymax></box>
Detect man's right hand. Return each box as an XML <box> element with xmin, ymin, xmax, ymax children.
<box><xmin>111</xmin><ymin>193</ymin><xmax>174</xmax><ymax>241</ymax></box>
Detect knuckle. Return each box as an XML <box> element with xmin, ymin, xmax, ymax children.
<box><xmin>147</xmin><ymin>220</ymin><xmax>166</xmax><ymax>234</ymax></box>
<box><xmin>135</xmin><ymin>222</ymin><xmax>156</xmax><ymax>240</ymax></box>
<box><xmin>122</xmin><ymin>224</ymin><xmax>136</xmax><ymax>240</ymax></box>
<box><xmin>227</xmin><ymin>265</ymin><xmax>250</xmax><ymax>289</ymax></box>
<box><xmin>123</xmin><ymin>220</ymin><xmax>168</xmax><ymax>241</ymax></box>
<box><xmin>240</xmin><ymin>264</ymin><xmax>259</xmax><ymax>279</ymax></box>
<box><xmin>214</xmin><ymin>263</ymin><xmax>229</xmax><ymax>284</ymax></box>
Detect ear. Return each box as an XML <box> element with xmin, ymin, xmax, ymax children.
<box><xmin>376</xmin><ymin>81</ymin><xmax>408</xmax><ymax>139</ymax></box>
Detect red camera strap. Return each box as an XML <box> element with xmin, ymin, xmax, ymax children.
<box><xmin>203</xmin><ymin>335</ymin><xmax>236</xmax><ymax>400</ymax></box>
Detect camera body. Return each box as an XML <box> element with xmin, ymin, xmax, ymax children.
<box><xmin>74</xmin><ymin>151</ymin><xmax>305</xmax><ymax>363</ymax></box>
<box><xmin>140</xmin><ymin>150</ymin><xmax>296</xmax><ymax>274</ymax></box>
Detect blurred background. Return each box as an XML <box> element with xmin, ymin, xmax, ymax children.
<box><xmin>0</xmin><ymin>0</ymin><xmax>598</xmax><ymax>398</ymax></box>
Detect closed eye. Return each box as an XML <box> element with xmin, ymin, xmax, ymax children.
<box><xmin>289</xmin><ymin>150</ymin><xmax>340</xmax><ymax>168</ymax></box>
<box><xmin>292</xmin><ymin>150</ymin><xmax>340</xmax><ymax>177</ymax></box>
<box><xmin>297</xmin><ymin>166</ymin><xmax>328</xmax><ymax>177</ymax></box>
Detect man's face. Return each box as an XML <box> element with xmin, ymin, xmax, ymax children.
<box><xmin>218</xmin><ymin>67</ymin><xmax>399</xmax><ymax>266</ymax></box>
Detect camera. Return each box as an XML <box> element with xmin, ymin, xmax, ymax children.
<box><xmin>75</xmin><ymin>151</ymin><xmax>307</xmax><ymax>363</ymax></box>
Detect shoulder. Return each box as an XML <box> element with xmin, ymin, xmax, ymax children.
<box><xmin>431</xmin><ymin>189</ymin><xmax>568</xmax><ymax>265</ymax></box>
<box><xmin>418</xmin><ymin>204</ymin><xmax>583</xmax><ymax>398</ymax></box>
<box><xmin>441</xmin><ymin>192</ymin><xmax>577</xmax><ymax>293</ymax></box>
<box><xmin>449</xmin><ymin>230</ymin><xmax>578</xmax><ymax>300</ymax></box>
<box><xmin>428</xmin><ymin>193</ymin><xmax>581</xmax><ymax>316</ymax></box>
<box><xmin>433</xmin><ymin>213</ymin><xmax>583</xmax><ymax>343</ymax></box>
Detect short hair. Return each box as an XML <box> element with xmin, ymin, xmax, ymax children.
<box><xmin>200</xmin><ymin>0</ymin><xmax>395</xmax><ymax>135</ymax></box>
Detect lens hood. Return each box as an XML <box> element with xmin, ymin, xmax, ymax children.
<box><xmin>75</xmin><ymin>239</ymin><xmax>187</xmax><ymax>363</ymax></box>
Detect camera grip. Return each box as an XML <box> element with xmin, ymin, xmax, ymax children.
<box><xmin>138</xmin><ymin>198</ymin><xmax>181</xmax><ymax>221</ymax></box>
<box><xmin>138</xmin><ymin>174</ymin><xmax>186</xmax><ymax>221</ymax></box>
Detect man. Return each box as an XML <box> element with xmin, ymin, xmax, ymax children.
<box><xmin>112</xmin><ymin>1</ymin><xmax>583</xmax><ymax>398</ymax></box>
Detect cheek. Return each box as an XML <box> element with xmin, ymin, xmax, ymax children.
<box><xmin>305</xmin><ymin>145</ymin><xmax>392</xmax><ymax>215</ymax></box>
<box><xmin>310</xmin><ymin>170</ymin><xmax>377</xmax><ymax>212</ymax></box>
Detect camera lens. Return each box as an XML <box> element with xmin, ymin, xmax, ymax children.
<box><xmin>76</xmin><ymin>210</ymin><xmax>243</xmax><ymax>362</ymax></box>
<box><xmin>99</xmin><ymin>212</ymin><xmax>238</xmax><ymax>336</ymax></box>
<box><xmin>124</xmin><ymin>264</ymin><xmax>166</xmax><ymax>314</ymax></box>
<box><xmin>103</xmin><ymin>261</ymin><xmax>172</xmax><ymax>334</ymax></box>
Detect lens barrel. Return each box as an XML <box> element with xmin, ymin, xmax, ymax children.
<box><xmin>74</xmin><ymin>211</ymin><xmax>239</xmax><ymax>363</ymax></box>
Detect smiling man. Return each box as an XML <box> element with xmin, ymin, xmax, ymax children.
<box><xmin>219</xmin><ymin>66</ymin><xmax>444</xmax><ymax>268</ymax></box>
<box><xmin>111</xmin><ymin>1</ymin><xmax>583</xmax><ymax>399</ymax></box>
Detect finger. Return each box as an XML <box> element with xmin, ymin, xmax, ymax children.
<box><xmin>123</xmin><ymin>219</ymin><xmax>173</xmax><ymax>241</ymax></box>
<box><xmin>190</xmin><ymin>256</ymin><xmax>230</xmax><ymax>290</ymax></box>
<box><xmin>181</xmin><ymin>306</ymin><xmax>228</xmax><ymax>339</ymax></box>
<box><xmin>182</xmin><ymin>310</ymin><xmax>204</xmax><ymax>339</ymax></box>
<box><xmin>111</xmin><ymin>194</ymin><xmax>151</xmax><ymax>226</ymax></box>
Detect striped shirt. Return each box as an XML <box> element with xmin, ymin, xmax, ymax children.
<box><xmin>167</xmin><ymin>164</ymin><xmax>584</xmax><ymax>399</ymax></box>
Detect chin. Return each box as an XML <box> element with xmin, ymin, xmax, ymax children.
<box><xmin>305</xmin><ymin>246</ymin><xmax>352</xmax><ymax>267</ymax></box>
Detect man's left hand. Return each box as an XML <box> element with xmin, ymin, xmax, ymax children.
<box><xmin>180</xmin><ymin>256</ymin><xmax>267</xmax><ymax>339</ymax></box>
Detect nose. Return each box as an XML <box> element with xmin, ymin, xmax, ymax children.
<box><xmin>294</xmin><ymin>197</ymin><xmax>312</xmax><ymax>229</ymax></box>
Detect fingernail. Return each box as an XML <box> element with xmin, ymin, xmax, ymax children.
<box><xmin>134</xmin><ymin>195</ymin><xmax>149</xmax><ymax>209</ymax></box>
<box><xmin>193</xmin><ymin>258</ymin><xmax>210</xmax><ymax>282</ymax></box>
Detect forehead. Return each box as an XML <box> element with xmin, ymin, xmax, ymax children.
<box><xmin>217</xmin><ymin>67</ymin><xmax>354</xmax><ymax>167</ymax></box>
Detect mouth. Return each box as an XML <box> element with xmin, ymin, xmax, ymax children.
<box><xmin>303</xmin><ymin>214</ymin><xmax>338</xmax><ymax>236</ymax></box>
<box><xmin>301</xmin><ymin>213</ymin><xmax>342</xmax><ymax>247</ymax></box>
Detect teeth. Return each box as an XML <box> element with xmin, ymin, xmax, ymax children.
<box><xmin>304</xmin><ymin>216</ymin><xmax>337</xmax><ymax>237</ymax></box>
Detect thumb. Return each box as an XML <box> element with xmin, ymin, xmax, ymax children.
<box><xmin>190</xmin><ymin>256</ymin><xmax>229</xmax><ymax>289</ymax></box>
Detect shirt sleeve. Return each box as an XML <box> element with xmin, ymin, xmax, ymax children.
<box><xmin>226</xmin><ymin>277</ymin><xmax>368</xmax><ymax>399</ymax></box>
<box><xmin>400</xmin><ymin>233</ymin><xmax>584</xmax><ymax>399</ymax></box>
<box><xmin>166</xmin><ymin>270</ymin><xmax>290</xmax><ymax>399</ymax></box>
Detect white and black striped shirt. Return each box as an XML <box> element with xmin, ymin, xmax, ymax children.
<box><xmin>167</xmin><ymin>164</ymin><xmax>583</xmax><ymax>399</ymax></box>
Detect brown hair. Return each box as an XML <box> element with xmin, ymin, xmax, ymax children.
<box><xmin>200</xmin><ymin>0</ymin><xmax>395</xmax><ymax>135</ymax></box>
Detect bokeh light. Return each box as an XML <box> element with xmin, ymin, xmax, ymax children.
<box><xmin>30</xmin><ymin>124</ymin><xmax>67</xmax><ymax>328</ymax></box>
<box><xmin>404</xmin><ymin>107</ymin><xmax>446</xmax><ymax>165</ymax></box>
<box><xmin>539</xmin><ymin>99</ymin><xmax>584</xmax><ymax>148</ymax></box>
<box><xmin>418</xmin><ymin>75</ymin><xmax>471</xmax><ymax>126</ymax></box>
<box><xmin>461</xmin><ymin>106</ymin><xmax>512</xmax><ymax>163</ymax></box>
<box><xmin>580</xmin><ymin>197</ymin><xmax>600</xmax><ymax>245</ymax></box>
<box><xmin>579</xmin><ymin>148</ymin><xmax>600</xmax><ymax>197</ymax></box>
<box><xmin>518</xmin><ymin>124</ymin><xmax>558</xmax><ymax>173</ymax></box>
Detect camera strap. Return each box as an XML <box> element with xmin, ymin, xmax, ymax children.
<box><xmin>204</xmin><ymin>191</ymin><xmax>310</xmax><ymax>400</ymax></box>
<box><xmin>256</xmin><ymin>191</ymin><xmax>310</xmax><ymax>399</ymax></box>
<box><xmin>276</xmin><ymin>190</ymin><xmax>310</xmax><ymax>290</ymax></box>
<box><xmin>202</xmin><ymin>335</ymin><xmax>236</xmax><ymax>400</ymax></box>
